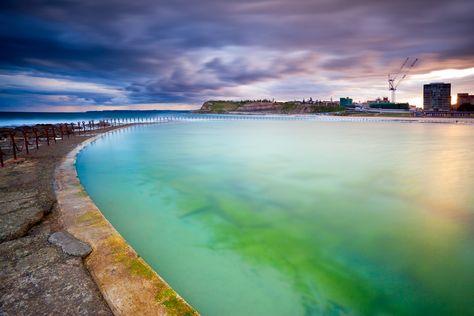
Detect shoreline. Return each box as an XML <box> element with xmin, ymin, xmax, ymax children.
<box><xmin>197</xmin><ymin>113</ymin><xmax>474</xmax><ymax>125</ymax></box>
<box><xmin>2</xmin><ymin>112</ymin><xmax>473</xmax><ymax>130</ymax></box>
<box><xmin>55</xmin><ymin>125</ymin><xmax>198</xmax><ymax>315</ymax></box>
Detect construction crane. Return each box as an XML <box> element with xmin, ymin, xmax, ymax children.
<box><xmin>388</xmin><ymin>57</ymin><xmax>418</xmax><ymax>103</ymax></box>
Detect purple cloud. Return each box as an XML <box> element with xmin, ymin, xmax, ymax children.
<box><xmin>0</xmin><ymin>0</ymin><xmax>473</xmax><ymax>110</ymax></box>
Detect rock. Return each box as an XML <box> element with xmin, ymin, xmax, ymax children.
<box><xmin>0</xmin><ymin>233</ymin><xmax>112</xmax><ymax>316</ymax></box>
<box><xmin>48</xmin><ymin>231</ymin><xmax>92</xmax><ymax>258</ymax></box>
<box><xmin>0</xmin><ymin>206</ymin><xmax>44</xmax><ymax>242</ymax></box>
<box><xmin>0</xmin><ymin>161</ymin><xmax>54</xmax><ymax>243</ymax></box>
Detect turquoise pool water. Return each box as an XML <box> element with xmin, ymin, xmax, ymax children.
<box><xmin>76</xmin><ymin>120</ymin><xmax>474</xmax><ymax>315</ymax></box>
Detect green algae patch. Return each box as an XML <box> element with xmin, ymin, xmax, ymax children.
<box><xmin>106</xmin><ymin>235</ymin><xmax>154</xmax><ymax>280</ymax></box>
<box><xmin>76</xmin><ymin>210</ymin><xmax>106</xmax><ymax>228</ymax></box>
<box><xmin>155</xmin><ymin>288</ymin><xmax>174</xmax><ymax>302</ymax></box>
<box><xmin>75</xmin><ymin>188</ymin><xmax>89</xmax><ymax>198</ymax></box>
<box><xmin>77</xmin><ymin>210</ymin><xmax>102</xmax><ymax>223</ymax></box>
<box><xmin>97</xmin><ymin>227</ymin><xmax>198</xmax><ymax>314</ymax></box>
<box><xmin>155</xmin><ymin>287</ymin><xmax>197</xmax><ymax>316</ymax></box>
<box><xmin>110</xmin><ymin>236</ymin><xmax>198</xmax><ymax>315</ymax></box>
<box><xmin>105</xmin><ymin>235</ymin><xmax>126</xmax><ymax>255</ymax></box>
<box><xmin>128</xmin><ymin>257</ymin><xmax>154</xmax><ymax>279</ymax></box>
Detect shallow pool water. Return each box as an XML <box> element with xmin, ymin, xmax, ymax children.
<box><xmin>77</xmin><ymin>120</ymin><xmax>474</xmax><ymax>315</ymax></box>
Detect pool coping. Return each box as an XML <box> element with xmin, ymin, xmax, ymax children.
<box><xmin>54</xmin><ymin>126</ymin><xmax>198</xmax><ymax>316</ymax></box>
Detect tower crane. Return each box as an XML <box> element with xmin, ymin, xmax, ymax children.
<box><xmin>388</xmin><ymin>57</ymin><xmax>418</xmax><ymax>103</ymax></box>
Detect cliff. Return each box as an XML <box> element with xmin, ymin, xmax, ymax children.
<box><xmin>197</xmin><ymin>100</ymin><xmax>344</xmax><ymax>114</ymax></box>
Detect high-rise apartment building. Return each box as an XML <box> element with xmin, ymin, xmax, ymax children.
<box><xmin>423</xmin><ymin>83</ymin><xmax>451</xmax><ymax>111</ymax></box>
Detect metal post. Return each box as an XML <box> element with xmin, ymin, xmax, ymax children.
<box><xmin>52</xmin><ymin>126</ymin><xmax>57</xmax><ymax>143</ymax></box>
<box><xmin>22</xmin><ymin>129</ymin><xmax>29</xmax><ymax>154</ymax></box>
<box><xmin>45</xmin><ymin>127</ymin><xmax>50</xmax><ymax>146</ymax></box>
<box><xmin>33</xmin><ymin>128</ymin><xmax>39</xmax><ymax>149</ymax></box>
<box><xmin>10</xmin><ymin>132</ymin><xmax>17</xmax><ymax>160</ymax></box>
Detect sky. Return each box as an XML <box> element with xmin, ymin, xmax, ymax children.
<box><xmin>1</xmin><ymin>0</ymin><xmax>473</xmax><ymax>112</ymax></box>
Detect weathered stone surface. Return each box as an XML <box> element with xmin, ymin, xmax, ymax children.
<box><xmin>0</xmin><ymin>132</ymin><xmax>114</xmax><ymax>315</ymax></box>
<box><xmin>1</xmin><ymin>159</ymin><xmax>46</xmax><ymax>245</ymax></box>
<box><xmin>48</xmin><ymin>231</ymin><xmax>92</xmax><ymax>258</ymax></box>
<box><xmin>0</xmin><ymin>205</ymin><xmax>44</xmax><ymax>242</ymax></box>
<box><xmin>0</xmin><ymin>232</ymin><xmax>112</xmax><ymax>316</ymax></box>
<box><xmin>0</xmin><ymin>161</ymin><xmax>50</xmax><ymax>243</ymax></box>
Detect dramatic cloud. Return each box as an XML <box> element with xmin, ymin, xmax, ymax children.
<box><xmin>0</xmin><ymin>0</ymin><xmax>473</xmax><ymax>110</ymax></box>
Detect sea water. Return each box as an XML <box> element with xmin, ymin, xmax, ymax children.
<box><xmin>0</xmin><ymin>110</ymin><xmax>189</xmax><ymax>127</ymax></box>
<box><xmin>76</xmin><ymin>120</ymin><xmax>474</xmax><ymax>315</ymax></box>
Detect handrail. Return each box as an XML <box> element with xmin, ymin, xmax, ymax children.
<box><xmin>0</xmin><ymin>117</ymin><xmax>177</xmax><ymax>167</ymax></box>
<box><xmin>0</xmin><ymin>120</ymin><xmax>115</xmax><ymax>166</ymax></box>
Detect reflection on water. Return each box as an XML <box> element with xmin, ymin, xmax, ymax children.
<box><xmin>77</xmin><ymin>121</ymin><xmax>474</xmax><ymax>315</ymax></box>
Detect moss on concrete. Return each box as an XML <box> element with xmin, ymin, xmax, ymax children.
<box><xmin>128</xmin><ymin>257</ymin><xmax>155</xmax><ymax>279</ymax></box>
<box><xmin>75</xmin><ymin>187</ymin><xmax>89</xmax><ymax>198</ymax></box>
<box><xmin>76</xmin><ymin>210</ymin><xmax>106</xmax><ymax>228</ymax></box>
<box><xmin>105</xmin><ymin>234</ymin><xmax>197</xmax><ymax>314</ymax></box>
<box><xmin>155</xmin><ymin>286</ymin><xmax>197</xmax><ymax>316</ymax></box>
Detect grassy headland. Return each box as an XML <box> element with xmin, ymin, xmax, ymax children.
<box><xmin>196</xmin><ymin>100</ymin><xmax>345</xmax><ymax>114</ymax></box>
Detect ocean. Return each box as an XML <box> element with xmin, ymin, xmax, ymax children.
<box><xmin>0</xmin><ymin>110</ymin><xmax>190</xmax><ymax>127</ymax></box>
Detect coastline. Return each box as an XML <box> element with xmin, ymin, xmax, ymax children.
<box><xmin>249</xmin><ymin>113</ymin><xmax>473</xmax><ymax>122</ymax></box>
<box><xmin>54</xmin><ymin>125</ymin><xmax>198</xmax><ymax>315</ymax></box>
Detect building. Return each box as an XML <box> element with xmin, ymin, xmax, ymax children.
<box><xmin>340</xmin><ymin>97</ymin><xmax>353</xmax><ymax>107</ymax></box>
<box><xmin>423</xmin><ymin>83</ymin><xmax>451</xmax><ymax>111</ymax></box>
<box><xmin>369</xmin><ymin>102</ymin><xmax>409</xmax><ymax>110</ymax></box>
<box><xmin>456</xmin><ymin>93</ymin><xmax>474</xmax><ymax>111</ymax></box>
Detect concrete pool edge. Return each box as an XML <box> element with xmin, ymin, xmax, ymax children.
<box><xmin>54</xmin><ymin>126</ymin><xmax>198</xmax><ymax>316</ymax></box>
